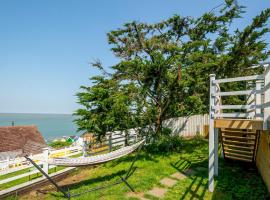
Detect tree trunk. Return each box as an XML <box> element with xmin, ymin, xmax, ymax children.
<box><xmin>178</xmin><ymin>64</ymin><xmax>182</xmax><ymax>81</ymax></box>
<box><xmin>155</xmin><ymin>106</ymin><xmax>162</xmax><ymax>136</ymax></box>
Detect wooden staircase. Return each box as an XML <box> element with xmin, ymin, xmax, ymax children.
<box><xmin>220</xmin><ymin>128</ymin><xmax>260</xmax><ymax>162</ymax></box>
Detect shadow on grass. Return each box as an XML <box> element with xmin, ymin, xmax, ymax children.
<box><xmin>211</xmin><ymin>159</ymin><xmax>270</xmax><ymax>200</ymax></box>
<box><xmin>170</xmin><ymin>156</ymin><xmax>269</xmax><ymax>200</ymax></box>
<box><xmin>40</xmin><ymin>164</ymin><xmax>138</xmax><ymax>199</ymax></box>
<box><xmin>170</xmin><ymin>157</ymin><xmax>209</xmax><ymax>200</ymax></box>
<box><xmin>108</xmin><ymin>151</ymin><xmax>159</xmax><ymax>168</ymax></box>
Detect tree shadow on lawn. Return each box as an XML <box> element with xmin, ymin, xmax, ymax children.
<box><xmin>171</xmin><ymin>159</ymin><xmax>270</xmax><ymax>200</ymax></box>
<box><xmin>170</xmin><ymin>157</ymin><xmax>269</xmax><ymax>200</ymax></box>
<box><xmin>169</xmin><ymin>157</ymin><xmax>209</xmax><ymax>200</ymax></box>
<box><xmin>211</xmin><ymin>159</ymin><xmax>270</xmax><ymax>200</ymax></box>
<box><xmin>107</xmin><ymin>151</ymin><xmax>160</xmax><ymax>168</ymax></box>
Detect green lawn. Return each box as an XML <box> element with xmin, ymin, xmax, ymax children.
<box><xmin>9</xmin><ymin>138</ymin><xmax>268</xmax><ymax>200</ymax></box>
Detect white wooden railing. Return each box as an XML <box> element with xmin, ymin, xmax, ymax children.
<box><xmin>210</xmin><ymin>63</ymin><xmax>270</xmax><ymax>129</ymax></box>
<box><xmin>208</xmin><ymin>62</ymin><xmax>270</xmax><ymax>192</ymax></box>
<box><xmin>0</xmin><ymin>145</ymin><xmax>82</xmax><ymax>185</ymax></box>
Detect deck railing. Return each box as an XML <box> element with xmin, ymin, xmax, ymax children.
<box><xmin>210</xmin><ymin>63</ymin><xmax>270</xmax><ymax>130</ymax></box>
<box><xmin>208</xmin><ymin>62</ymin><xmax>270</xmax><ymax>192</ymax></box>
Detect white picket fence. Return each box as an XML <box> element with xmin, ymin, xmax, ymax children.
<box><xmin>0</xmin><ymin>145</ymin><xmax>82</xmax><ymax>185</ymax></box>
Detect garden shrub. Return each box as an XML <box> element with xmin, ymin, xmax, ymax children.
<box><xmin>145</xmin><ymin>128</ymin><xmax>183</xmax><ymax>153</ymax></box>
<box><xmin>48</xmin><ymin>141</ymin><xmax>72</xmax><ymax>149</ymax></box>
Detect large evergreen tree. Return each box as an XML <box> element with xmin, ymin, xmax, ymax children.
<box><xmin>75</xmin><ymin>1</ymin><xmax>270</xmax><ymax>137</ymax></box>
<box><xmin>74</xmin><ymin>74</ymin><xmax>138</xmax><ymax>139</ymax></box>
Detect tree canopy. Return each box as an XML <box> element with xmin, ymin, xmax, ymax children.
<box><xmin>75</xmin><ymin>0</ymin><xmax>270</xmax><ymax>138</ymax></box>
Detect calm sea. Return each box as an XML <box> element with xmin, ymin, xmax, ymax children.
<box><xmin>0</xmin><ymin>113</ymin><xmax>81</xmax><ymax>142</ymax></box>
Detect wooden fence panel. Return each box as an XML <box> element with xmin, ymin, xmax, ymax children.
<box><xmin>163</xmin><ymin>114</ymin><xmax>209</xmax><ymax>137</ymax></box>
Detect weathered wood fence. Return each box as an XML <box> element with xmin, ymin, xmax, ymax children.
<box><xmin>163</xmin><ymin>114</ymin><xmax>209</xmax><ymax>137</ymax></box>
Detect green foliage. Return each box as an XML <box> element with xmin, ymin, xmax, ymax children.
<box><xmin>48</xmin><ymin>141</ymin><xmax>72</xmax><ymax>149</ymax></box>
<box><xmin>74</xmin><ymin>76</ymin><xmax>138</xmax><ymax>139</ymax></box>
<box><xmin>75</xmin><ymin>2</ymin><xmax>270</xmax><ymax>138</ymax></box>
<box><xmin>145</xmin><ymin>128</ymin><xmax>184</xmax><ymax>153</ymax></box>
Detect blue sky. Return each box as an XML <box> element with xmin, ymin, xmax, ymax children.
<box><xmin>0</xmin><ymin>0</ymin><xmax>269</xmax><ymax>114</ymax></box>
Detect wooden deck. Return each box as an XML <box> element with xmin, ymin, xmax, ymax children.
<box><xmin>214</xmin><ymin>119</ymin><xmax>268</xmax><ymax>130</ymax></box>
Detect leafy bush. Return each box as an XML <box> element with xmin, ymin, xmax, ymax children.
<box><xmin>145</xmin><ymin>128</ymin><xmax>183</xmax><ymax>153</ymax></box>
<box><xmin>48</xmin><ymin>141</ymin><xmax>72</xmax><ymax>149</ymax></box>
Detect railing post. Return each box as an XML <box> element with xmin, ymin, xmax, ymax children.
<box><xmin>64</xmin><ymin>147</ymin><xmax>67</xmax><ymax>157</ymax></box>
<box><xmin>6</xmin><ymin>156</ymin><xmax>10</xmax><ymax>173</ymax></box>
<box><xmin>43</xmin><ymin>148</ymin><xmax>49</xmax><ymax>176</ymax></box>
<box><xmin>264</xmin><ymin>66</ymin><xmax>270</xmax><ymax>130</ymax></box>
<box><xmin>209</xmin><ymin>74</ymin><xmax>216</xmax><ymax>192</ymax></box>
<box><xmin>255</xmin><ymin>80</ymin><xmax>263</xmax><ymax>120</ymax></box>
<box><xmin>83</xmin><ymin>141</ymin><xmax>87</xmax><ymax>157</ymax></box>
<box><xmin>109</xmin><ymin>133</ymin><xmax>112</xmax><ymax>152</ymax></box>
<box><xmin>214</xmin><ymin>128</ymin><xmax>219</xmax><ymax>176</ymax></box>
<box><xmin>247</xmin><ymin>81</ymin><xmax>255</xmax><ymax>118</ymax></box>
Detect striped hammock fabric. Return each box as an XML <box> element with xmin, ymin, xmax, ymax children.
<box><xmin>48</xmin><ymin>139</ymin><xmax>145</xmax><ymax>167</ymax></box>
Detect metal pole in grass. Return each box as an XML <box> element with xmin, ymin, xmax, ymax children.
<box><xmin>209</xmin><ymin>74</ymin><xmax>216</xmax><ymax>192</ymax></box>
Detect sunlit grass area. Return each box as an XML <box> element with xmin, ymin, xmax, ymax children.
<box><xmin>10</xmin><ymin>138</ymin><xmax>268</xmax><ymax>200</ymax></box>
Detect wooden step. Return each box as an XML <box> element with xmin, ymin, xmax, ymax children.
<box><xmin>223</xmin><ymin>144</ymin><xmax>254</xmax><ymax>150</ymax></box>
<box><xmin>221</xmin><ymin>130</ymin><xmax>257</xmax><ymax>135</ymax></box>
<box><xmin>222</xmin><ymin>135</ymin><xmax>256</xmax><ymax>140</ymax></box>
<box><xmin>223</xmin><ymin>140</ymin><xmax>255</xmax><ymax>145</ymax></box>
<box><xmin>224</xmin><ymin>147</ymin><xmax>253</xmax><ymax>155</ymax></box>
<box><xmin>224</xmin><ymin>151</ymin><xmax>253</xmax><ymax>159</ymax></box>
<box><xmin>225</xmin><ymin>155</ymin><xmax>253</xmax><ymax>162</ymax></box>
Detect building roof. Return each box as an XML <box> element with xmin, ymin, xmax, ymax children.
<box><xmin>0</xmin><ymin>125</ymin><xmax>47</xmax><ymax>160</ymax></box>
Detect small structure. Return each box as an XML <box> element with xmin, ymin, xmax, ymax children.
<box><xmin>80</xmin><ymin>132</ymin><xmax>96</xmax><ymax>143</ymax></box>
<box><xmin>0</xmin><ymin>125</ymin><xmax>47</xmax><ymax>160</ymax></box>
<box><xmin>66</xmin><ymin>136</ymin><xmax>76</xmax><ymax>143</ymax></box>
<box><xmin>208</xmin><ymin>63</ymin><xmax>270</xmax><ymax>192</ymax></box>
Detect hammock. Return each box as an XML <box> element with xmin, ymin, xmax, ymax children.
<box><xmin>24</xmin><ymin>139</ymin><xmax>145</xmax><ymax>199</ymax></box>
<box><xmin>48</xmin><ymin>139</ymin><xmax>145</xmax><ymax>167</ymax></box>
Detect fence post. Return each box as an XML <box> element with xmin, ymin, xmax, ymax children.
<box><xmin>83</xmin><ymin>141</ymin><xmax>87</xmax><ymax>157</ymax></box>
<box><xmin>43</xmin><ymin>148</ymin><xmax>49</xmax><ymax>176</ymax></box>
<box><xmin>6</xmin><ymin>156</ymin><xmax>10</xmax><ymax>173</ymax></box>
<box><xmin>209</xmin><ymin>74</ymin><xmax>216</xmax><ymax>192</ymax></box>
<box><xmin>255</xmin><ymin>80</ymin><xmax>262</xmax><ymax>120</ymax></box>
<box><xmin>64</xmin><ymin>147</ymin><xmax>67</xmax><ymax>157</ymax></box>
<box><xmin>264</xmin><ymin>66</ymin><xmax>270</xmax><ymax>130</ymax></box>
<box><xmin>109</xmin><ymin>133</ymin><xmax>112</xmax><ymax>152</ymax></box>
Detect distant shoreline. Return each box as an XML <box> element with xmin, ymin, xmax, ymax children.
<box><xmin>0</xmin><ymin>112</ymin><xmax>73</xmax><ymax>115</ymax></box>
<box><xmin>0</xmin><ymin>113</ymin><xmax>79</xmax><ymax>140</ymax></box>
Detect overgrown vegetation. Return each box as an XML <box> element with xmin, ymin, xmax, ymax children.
<box><xmin>74</xmin><ymin>0</ymin><xmax>270</xmax><ymax>139</ymax></box>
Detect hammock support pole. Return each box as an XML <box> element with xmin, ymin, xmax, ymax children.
<box><xmin>24</xmin><ymin>155</ymin><xmax>71</xmax><ymax>199</ymax></box>
<box><xmin>24</xmin><ymin>140</ymin><xmax>144</xmax><ymax>199</ymax></box>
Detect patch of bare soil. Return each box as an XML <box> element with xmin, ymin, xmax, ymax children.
<box><xmin>19</xmin><ymin>167</ymin><xmax>95</xmax><ymax>200</ymax></box>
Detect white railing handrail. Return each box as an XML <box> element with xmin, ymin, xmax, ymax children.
<box><xmin>213</xmin><ymin>75</ymin><xmax>264</xmax><ymax>84</ymax></box>
<box><xmin>0</xmin><ymin>145</ymin><xmax>82</xmax><ymax>175</ymax></box>
<box><xmin>210</xmin><ymin>63</ymin><xmax>270</xmax><ymax>130</ymax></box>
